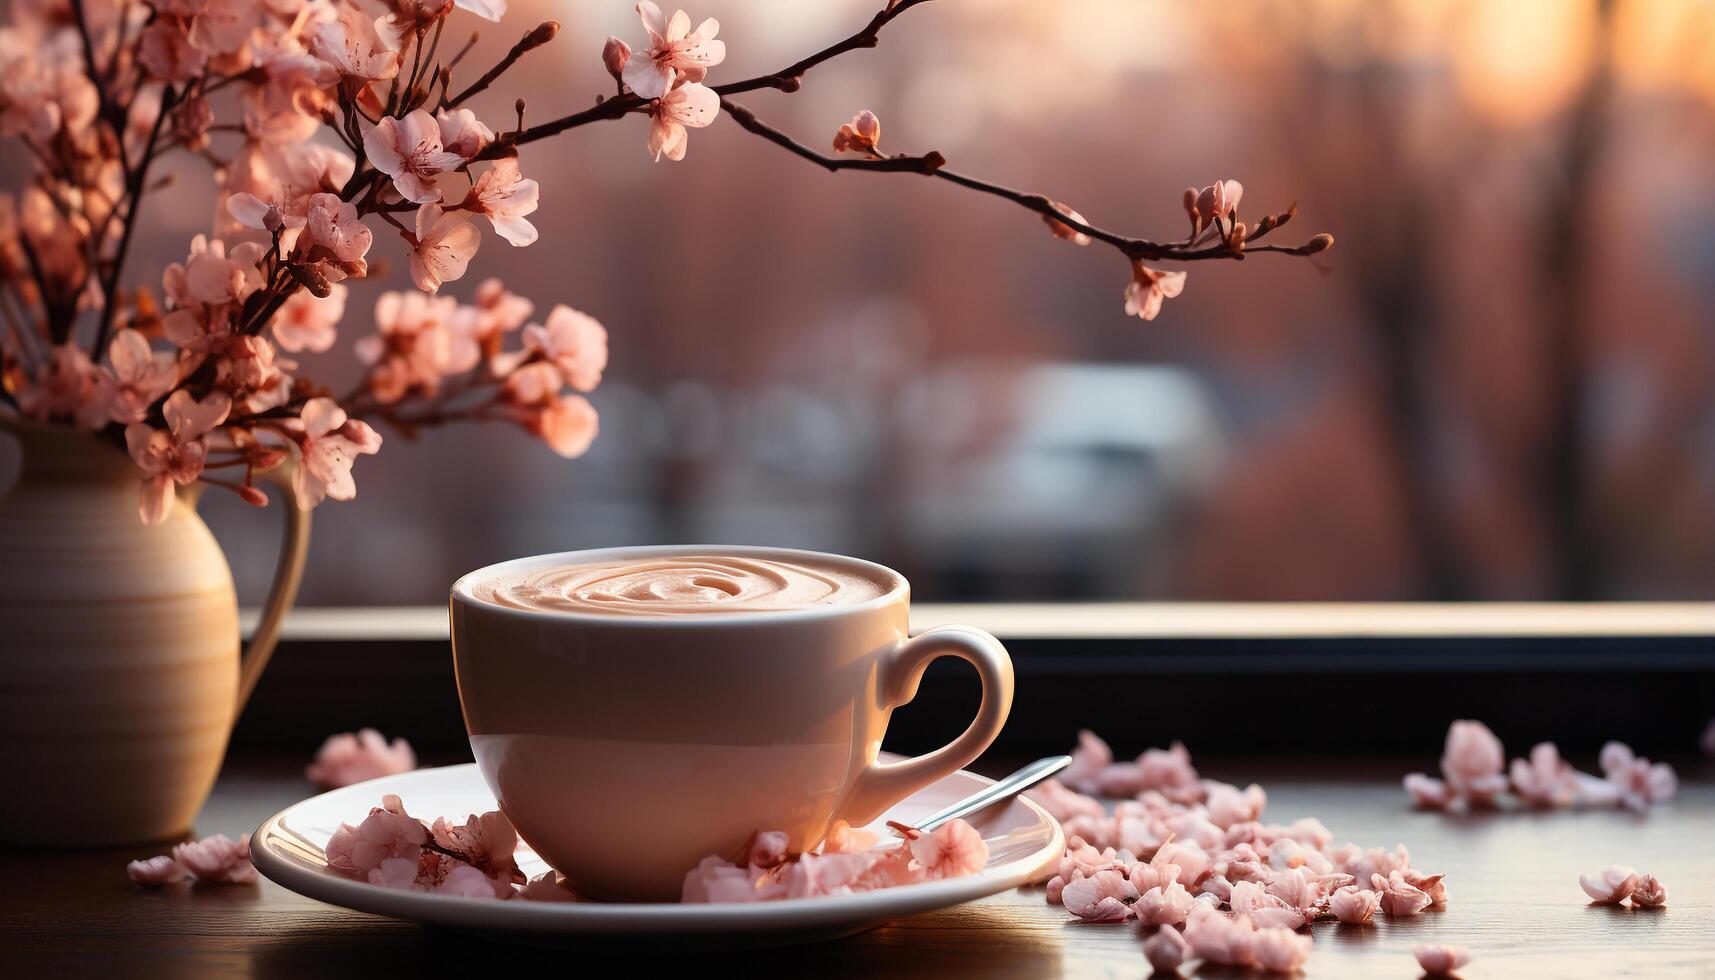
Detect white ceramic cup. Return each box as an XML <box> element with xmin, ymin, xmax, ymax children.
<box><xmin>450</xmin><ymin>545</ymin><xmax>1014</xmax><ymax>902</ymax></box>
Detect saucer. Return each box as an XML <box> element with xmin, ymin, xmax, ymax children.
<box><xmin>250</xmin><ymin>759</ymin><xmax>1064</xmax><ymax>948</ymax></box>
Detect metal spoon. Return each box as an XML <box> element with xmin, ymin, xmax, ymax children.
<box><xmin>902</xmin><ymin>755</ymin><xmax>1072</xmax><ymax>833</ymax></box>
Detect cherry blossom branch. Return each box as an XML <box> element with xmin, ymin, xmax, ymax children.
<box><xmin>720</xmin><ymin>100</ymin><xmax>1331</xmax><ymax>264</ymax></box>
<box><xmin>711</xmin><ymin>0</ymin><xmax>935</xmax><ymax>96</ymax></box>
<box><xmin>95</xmin><ymin>85</ymin><xmax>178</xmax><ymax>355</ymax></box>
<box><xmin>477</xmin><ymin>0</ymin><xmax>941</xmax><ymax>159</ymax></box>
<box><xmin>443</xmin><ymin>21</ymin><xmax>559</xmax><ymax>110</ymax></box>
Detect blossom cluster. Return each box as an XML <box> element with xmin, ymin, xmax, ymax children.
<box><xmin>323</xmin><ymin>793</ymin><xmax>572</xmax><ymax>901</ymax></box>
<box><xmin>0</xmin><ymin>0</ymin><xmax>611</xmax><ymax>524</ymax></box>
<box><xmin>1404</xmin><ymin>720</ymin><xmax>1677</xmax><ymax>813</ymax></box>
<box><xmin>680</xmin><ymin>818</ymin><xmax>987</xmax><ymax>903</ymax></box>
<box><xmin>305</xmin><ymin>727</ymin><xmax>417</xmax><ymax>789</ymax></box>
<box><xmin>1027</xmin><ymin>731</ymin><xmax>1450</xmax><ymax>975</ymax></box>
<box><xmin>128</xmin><ymin>833</ymin><xmax>258</xmax><ymax>886</ymax></box>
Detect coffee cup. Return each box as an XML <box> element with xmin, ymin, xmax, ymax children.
<box><xmin>449</xmin><ymin>545</ymin><xmax>1014</xmax><ymax>901</ymax></box>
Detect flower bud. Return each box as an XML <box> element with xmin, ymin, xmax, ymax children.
<box><xmin>1300</xmin><ymin>233</ymin><xmax>1334</xmax><ymax>255</ymax></box>
<box><xmin>602</xmin><ymin>35</ymin><xmax>630</xmax><ymax>81</ymax></box>
<box><xmin>262</xmin><ymin>204</ymin><xmax>285</xmax><ymax>234</ymax></box>
<box><xmin>853</xmin><ymin>109</ymin><xmax>880</xmax><ymax>146</ymax></box>
<box><xmin>237</xmin><ymin>484</ymin><xmax>269</xmax><ymax>507</ymax></box>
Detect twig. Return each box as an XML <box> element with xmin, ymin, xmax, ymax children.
<box><xmin>445</xmin><ymin>22</ymin><xmax>559</xmax><ymax>110</ymax></box>
<box><xmin>94</xmin><ymin>85</ymin><xmax>178</xmax><ymax>356</ymax></box>
<box><xmin>712</xmin><ymin>0</ymin><xmax>936</xmax><ymax>96</ymax></box>
<box><xmin>720</xmin><ymin>101</ymin><xmax>1328</xmax><ymax>264</ymax></box>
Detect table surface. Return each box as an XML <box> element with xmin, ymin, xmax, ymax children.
<box><xmin>6</xmin><ymin>755</ymin><xmax>1712</xmax><ymax>979</ymax></box>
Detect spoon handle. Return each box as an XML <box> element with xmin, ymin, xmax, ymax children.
<box><xmin>912</xmin><ymin>755</ymin><xmax>1073</xmax><ymax>833</ymax></box>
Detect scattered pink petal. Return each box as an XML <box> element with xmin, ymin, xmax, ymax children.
<box><xmin>908</xmin><ymin>819</ymin><xmax>989</xmax><ymax>880</ymax></box>
<box><xmin>1142</xmin><ymin>924</ymin><xmax>1191</xmax><ymax>973</ymax></box>
<box><xmin>1404</xmin><ymin>773</ymin><xmax>1452</xmax><ymax>809</ymax></box>
<box><xmin>127</xmin><ymin>855</ymin><xmax>187</xmax><ymax>886</ymax></box>
<box><xmin>1630</xmin><ymin>874</ymin><xmax>1667</xmax><ymax>908</ymax></box>
<box><xmin>1135</xmin><ymin>882</ymin><xmax>1195</xmax><ymax>926</ymax></box>
<box><xmin>1413</xmin><ymin>944</ymin><xmax>1473</xmax><ymax>976</ymax></box>
<box><xmin>1251</xmin><ymin>925</ymin><xmax>1313</xmax><ymax>974</ymax></box>
<box><xmin>1329</xmin><ymin>885</ymin><xmax>1380</xmax><ymax>924</ymax></box>
<box><xmin>172</xmin><ymin>834</ymin><xmax>257</xmax><ymax>884</ymax></box>
<box><xmin>1372</xmin><ymin>871</ymin><xmax>1433</xmax><ymax>917</ymax></box>
<box><xmin>1439</xmin><ymin>720</ymin><xmax>1506</xmax><ymax>806</ymax></box>
<box><xmin>305</xmin><ymin>728</ymin><xmax>416</xmax><ymax>789</ymax></box>
<box><xmin>1579</xmin><ymin>865</ymin><xmax>1639</xmax><ymax>904</ymax></box>
<box><xmin>517</xmin><ymin>871</ymin><xmax>580</xmax><ymax>902</ymax></box>
<box><xmin>1599</xmin><ymin>741</ymin><xmax>1677</xmax><ymax>812</ymax></box>
<box><xmin>1184</xmin><ymin>905</ymin><xmax>1256</xmax><ymax>967</ymax></box>
<box><xmin>1401</xmin><ymin>868</ymin><xmax>1448</xmax><ymax>905</ymax></box>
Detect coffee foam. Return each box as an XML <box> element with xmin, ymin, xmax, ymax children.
<box><xmin>468</xmin><ymin>554</ymin><xmax>893</xmax><ymax>617</ymax></box>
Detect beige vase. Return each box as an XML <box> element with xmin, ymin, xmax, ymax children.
<box><xmin>0</xmin><ymin>419</ymin><xmax>309</xmax><ymax>846</ymax></box>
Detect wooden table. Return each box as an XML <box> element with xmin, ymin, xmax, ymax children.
<box><xmin>5</xmin><ymin>754</ymin><xmax>1711</xmax><ymax>978</ymax></box>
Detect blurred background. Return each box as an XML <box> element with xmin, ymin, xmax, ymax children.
<box><xmin>93</xmin><ymin>0</ymin><xmax>1715</xmax><ymax>603</ymax></box>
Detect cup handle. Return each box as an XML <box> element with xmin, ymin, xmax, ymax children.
<box><xmin>835</xmin><ymin>626</ymin><xmax>1015</xmax><ymax>827</ymax></box>
<box><xmin>231</xmin><ymin>463</ymin><xmax>312</xmax><ymax>719</ymax></box>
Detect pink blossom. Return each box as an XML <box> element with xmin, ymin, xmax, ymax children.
<box><xmin>1372</xmin><ymin>871</ymin><xmax>1432</xmax><ymax>917</ymax></box>
<box><xmin>273</xmin><ymin>285</ymin><xmax>347</xmax><ymax>354</ymax></box>
<box><xmin>1190</xmin><ymin>179</ymin><xmax>1244</xmax><ymax>240</ymax></box>
<box><xmin>367</xmin><ymin>855</ymin><xmax>423</xmax><ymax>890</ymax></box>
<box><xmin>518</xmin><ymin>871</ymin><xmax>579</xmax><ymax>902</ymax></box>
<box><xmin>623</xmin><ymin>3</ymin><xmax>726</xmax><ymax>100</ymax></box>
<box><xmin>407</xmin><ymin>203</ymin><xmax>481</xmax><ymax>293</ymax></box>
<box><xmin>1630</xmin><ymin>874</ymin><xmax>1667</xmax><ymax>908</ymax></box>
<box><xmin>305</xmin><ymin>728</ymin><xmax>415</xmax><ymax>788</ymax></box>
<box><xmin>430</xmin><ymin>810</ymin><xmax>525</xmax><ymax>895</ymax></box>
<box><xmin>187</xmin><ymin>0</ymin><xmax>260</xmax><ymax>56</ymax></box>
<box><xmin>290</xmin><ymin>397</ymin><xmax>382</xmax><ymax>508</ymax></box>
<box><xmin>304</xmin><ymin>192</ymin><xmax>374</xmax><ymax>267</ymax></box>
<box><xmin>124</xmin><ymin>390</ymin><xmax>231</xmax><ymax>524</ymax></box>
<box><xmin>1184</xmin><ymin>905</ymin><xmax>1256</xmax><ymax>967</ymax></box>
<box><xmin>501</xmin><ymin>367</ymin><xmax>599</xmax><ymax>458</ymax></box>
<box><xmin>1251</xmin><ymin>926</ymin><xmax>1312</xmax><ymax>974</ymax></box>
<box><xmin>364</xmin><ymin>110</ymin><xmax>465</xmax><ymax>204</ymax></box>
<box><xmin>682</xmin><ymin>854</ymin><xmax>771</xmax><ymax>903</ymax></box>
<box><xmin>15</xmin><ymin>341</ymin><xmax>108</xmax><ymax>429</ymax></box>
<box><xmin>453</xmin><ymin>0</ymin><xmax>507</xmax><ymax>22</ymax></box>
<box><xmin>101</xmin><ymin>329</ymin><xmax>178</xmax><ymax>422</ymax></box>
<box><xmin>1142</xmin><ymin>924</ymin><xmax>1191</xmax><ymax>973</ymax></box>
<box><xmin>435</xmin><ymin>863</ymin><xmax>501</xmax><ymax>898</ymax></box>
<box><xmin>139</xmin><ymin>20</ymin><xmax>207</xmax><ymax>83</ymax></box>
<box><xmin>164</xmin><ymin>236</ymin><xmax>266</xmax><ymax>308</ymax></box>
<box><xmin>128</xmin><ymin>855</ymin><xmax>188</xmax><ymax>886</ymax></box>
<box><xmin>325</xmin><ymin>795</ymin><xmax>428</xmax><ymax>875</ymax></box>
<box><xmin>1205</xmin><ymin>782</ymin><xmax>1267</xmax><ymax>829</ymax></box>
<box><xmin>602</xmin><ymin>35</ymin><xmax>632</xmax><ymax>82</ymax></box>
<box><xmin>1061</xmin><ymin>729</ymin><xmax>1113</xmax><ymax>793</ymax></box>
<box><xmin>1062</xmin><ymin>869</ymin><xmax>1136</xmax><ymax>920</ymax></box>
<box><xmin>359</xmin><ymin>290</ymin><xmax>479</xmax><ymax>399</ymax></box>
<box><xmin>1401</xmin><ymin>868</ymin><xmax>1448</xmax><ymax>905</ymax></box>
<box><xmin>436</xmin><ymin>108</ymin><xmax>494</xmax><ymax>159</ymax></box>
<box><xmin>832</xmin><ymin>109</ymin><xmax>882</xmax><ymax>154</ymax></box>
<box><xmin>1439</xmin><ymin>720</ymin><xmax>1507</xmax><ymax>805</ymax></box>
<box><xmin>908</xmin><ymin>819</ymin><xmax>988</xmax><ymax>880</ymax></box>
<box><xmin>1029</xmin><ymin>779</ymin><xmax>1105</xmax><ymax>824</ymax></box>
<box><xmin>310</xmin><ymin>7</ymin><xmax>401</xmax><ymax>82</ymax></box>
<box><xmin>1329</xmin><ymin>885</ymin><xmax>1380</xmax><ymax>924</ymax></box>
<box><xmin>172</xmin><ymin>834</ymin><xmax>258</xmax><ymax>884</ymax></box>
<box><xmin>646</xmin><ymin>81</ymin><xmax>719</xmax><ymax>162</ymax></box>
<box><xmin>1043</xmin><ymin>201</ymin><xmax>1092</xmax><ymax>246</ymax></box>
<box><xmin>1413</xmin><ymin>945</ymin><xmax>1473</xmax><ymax>977</ymax></box>
<box><xmin>1578</xmin><ymin>865</ymin><xmax>1638</xmax><ymax>904</ymax></box>
<box><xmin>521</xmin><ymin>304</ymin><xmax>607</xmax><ymax>392</ymax></box>
<box><xmin>466</xmin><ymin>278</ymin><xmax>534</xmax><ymax>345</ymax></box>
<box><xmin>1599</xmin><ymin>741</ymin><xmax>1677</xmax><ymax>812</ymax></box>
<box><xmin>1122</xmin><ymin>262</ymin><xmax>1187</xmax><ymax>321</ymax></box>
<box><xmin>1403</xmin><ymin>773</ymin><xmax>1452</xmax><ymax>809</ymax></box>
<box><xmin>1135</xmin><ymin>882</ymin><xmax>1194</xmax><ymax>926</ymax></box>
<box><xmin>468</xmin><ymin>158</ymin><xmax>539</xmax><ymax>246</ymax></box>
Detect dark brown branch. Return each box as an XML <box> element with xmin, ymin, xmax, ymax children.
<box><xmin>94</xmin><ymin>85</ymin><xmax>178</xmax><ymax>355</ymax></box>
<box><xmin>720</xmin><ymin>100</ymin><xmax>1331</xmax><ymax>264</ymax></box>
<box><xmin>480</xmin><ymin>0</ymin><xmax>939</xmax><ymax>159</ymax></box>
<box><xmin>711</xmin><ymin>0</ymin><xmax>936</xmax><ymax>96</ymax></box>
<box><xmin>445</xmin><ymin>21</ymin><xmax>559</xmax><ymax>110</ymax></box>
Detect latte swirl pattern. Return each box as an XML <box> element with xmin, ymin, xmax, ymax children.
<box><xmin>470</xmin><ymin>555</ymin><xmax>893</xmax><ymax>616</ymax></box>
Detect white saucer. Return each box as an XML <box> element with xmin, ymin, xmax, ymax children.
<box><xmin>251</xmin><ymin>759</ymin><xmax>1064</xmax><ymax>948</ymax></box>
